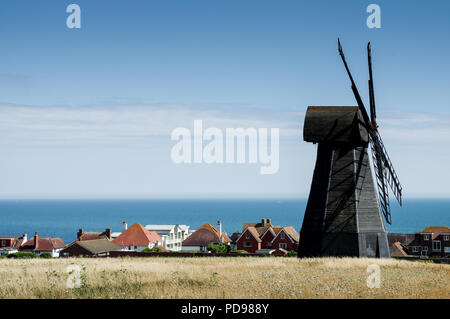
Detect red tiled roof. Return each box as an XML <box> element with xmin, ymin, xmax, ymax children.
<box><xmin>283</xmin><ymin>226</ymin><xmax>300</xmax><ymax>242</ymax></box>
<box><xmin>421</xmin><ymin>226</ymin><xmax>450</xmax><ymax>239</ymax></box>
<box><xmin>79</xmin><ymin>232</ymin><xmax>109</xmax><ymax>241</ymax></box>
<box><xmin>20</xmin><ymin>237</ymin><xmax>66</xmax><ymax>251</ymax></box>
<box><xmin>239</xmin><ymin>223</ymin><xmax>299</xmax><ymax>244</ymax></box>
<box><xmin>391</xmin><ymin>242</ymin><xmax>409</xmax><ymax>257</ymax></box>
<box><xmin>112</xmin><ymin>223</ymin><xmax>162</xmax><ymax>247</ymax></box>
<box><xmin>246</xmin><ymin>226</ymin><xmax>262</xmax><ymax>242</ymax></box>
<box><xmin>220</xmin><ymin>232</ymin><xmax>232</xmax><ymax>243</ymax></box>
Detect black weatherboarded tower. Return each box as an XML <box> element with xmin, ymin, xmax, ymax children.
<box><xmin>298</xmin><ymin>40</ymin><xmax>403</xmax><ymax>258</ymax></box>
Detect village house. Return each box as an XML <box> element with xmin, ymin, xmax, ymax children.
<box><xmin>0</xmin><ymin>234</ymin><xmax>27</xmax><ymax>256</ymax></box>
<box><xmin>236</xmin><ymin>218</ymin><xmax>299</xmax><ymax>253</ymax></box>
<box><xmin>112</xmin><ymin>222</ymin><xmax>162</xmax><ymax>251</ymax></box>
<box><xmin>19</xmin><ymin>232</ymin><xmax>66</xmax><ymax>257</ymax></box>
<box><xmin>181</xmin><ymin>221</ymin><xmax>231</xmax><ymax>252</ymax></box>
<box><xmin>76</xmin><ymin>228</ymin><xmax>112</xmax><ymax>241</ymax></box>
<box><xmin>405</xmin><ymin>226</ymin><xmax>450</xmax><ymax>257</ymax></box>
<box><xmin>388</xmin><ymin>226</ymin><xmax>450</xmax><ymax>258</ymax></box>
<box><xmin>60</xmin><ymin>238</ymin><xmax>121</xmax><ymax>257</ymax></box>
<box><xmin>145</xmin><ymin>224</ymin><xmax>191</xmax><ymax>251</ymax></box>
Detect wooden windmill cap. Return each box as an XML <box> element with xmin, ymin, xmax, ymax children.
<box><xmin>303</xmin><ymin>106</ymin><xmax>369</xmax><ymax>144</ymax></box>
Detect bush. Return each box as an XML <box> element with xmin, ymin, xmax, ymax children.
<box><xmin>40</xmin><ymin>252</ymin><xmax>52</xmax><ymax>258</ymax></box>
<box><xmin>142</xmin><ymin>246</ymin><xmax>164</xmax><ymax>253</ymax></box>
<box><xmin>230</xmin><ymin>249</ymin><xmax>248</xmax><ymax>254</ymax></box>
<box><xmin>207</xmin><ymin>243</ymin><xmax>229</xmax><ymax>253</ymax></box>
<box><xmin>6</xmin><ymin>252</ymin><xmax>37</xmax><ymax>259</ymax></box>
<box><xmin>287</xmin><ymin>250</ymin><xmax>298</xmax><ymax>257</ymax></box>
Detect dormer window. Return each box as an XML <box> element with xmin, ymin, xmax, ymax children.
<box><xmin>444</xmin><ymin>235</ymin><xmax>450</xmax><ymax>241</ymax></box>
<box><xmin>423</xmin><ymin>234</ymin><xmax>430</xmax><ymax>241</ymax></box>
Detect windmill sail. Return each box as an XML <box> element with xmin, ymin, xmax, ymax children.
<box><xmin>337</xmin><ymin>39</ymin><xmax>402</xmax><ymax>224</ymax></box>
<box><xmin>367</xmin><ymin>42</ymin><xmax>377</xmax><ymax>127</ymax></box>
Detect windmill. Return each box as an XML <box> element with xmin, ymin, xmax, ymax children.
<box><xmin>298</xmin><ymin>40</ymin><xmax>402</xmax><ymax>258</ymax></box>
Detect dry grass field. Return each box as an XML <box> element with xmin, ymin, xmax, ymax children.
<box><xmin>0</xmin><ymin>257</ymin><xmax>448</xmax><ymax>299</ymax></box>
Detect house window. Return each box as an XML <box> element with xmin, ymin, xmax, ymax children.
<box><xmin>245</xmin><ymin>232</ymin><xmax>250</xmax><ymax>239</ymax></box>
<box><xmin>1</xmin><ymin>240</ymin><xmax>5</xmax><ymax>247</ymax></box>
<box><xmin>422</xmin><ymin>246</ymin><xmax>428</xmax><ymax>252</ymax></box>
<box><xmin>423</xmin><ymin>234</ymin><xmax>430</xmax><ymax>241</ymax></box>
<box><xmin>279</xmin><ymin>243</ymin><xmax>287</xmax><ymax>249</ymax></box>
<box><xmin>243</xmin><ymin>242</ymin><xmax>252</xmax><ymax>248</ymax></box>
<box><xmin>280</xmin><ymin>232</ymin><xmax>285</xmax><ymax>240</ymax></box>
<box><xmin>412</xmin><ymin>246</ymin><xmax>418</xmax><ymax>253</ymax></box>
<box><xmin>444</xmin><ymin>235</ymin><xmax>450</xmax><ymax>241</ymax></box>
<box><xmin>267</xmin><ymin>242</ymin><xmax>272</xmax><ymax>247</ymax></box>
<box><xmin>432</xmin><ymin>241</ymin><xmax>441</xmax><ymax>251</ymax></box>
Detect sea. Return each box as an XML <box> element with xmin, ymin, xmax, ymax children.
<box><xmin>0</xmin><ymin>199</ymin><xmax>448</xmax><ymax>244</ymax></box>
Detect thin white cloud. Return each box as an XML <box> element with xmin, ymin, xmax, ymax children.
<box><xmin>0</xmin><ymin>103</ymin><xmax>303</xmax><ymax>147</ymax></box>
<box><xmin>0</xmin><ymin>103</ymin><xmax>448</xmax><ymax>147</ymax></box>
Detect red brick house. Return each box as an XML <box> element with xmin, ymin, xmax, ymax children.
<box><xmin>236</xmin><ymin>226</ymin><xmax>261</xmax><ymax>253</ymax></box>
<box><xmin>236</xmin><ymin>219</ymin><xmax>299</xmax><ymax>253</ymax></box>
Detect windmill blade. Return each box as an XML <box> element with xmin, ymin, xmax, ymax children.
<box><xmin>338</xmin><ymin>38</ymin><xmax>371</xmax><ymax>128</ymax></box>
<box><xmin>367</xmin><ymin>42</ymin><xmax>377</xmax><ymax>127</ymax></box>
<box><xmin>370</xmin><ymin>132</ymin><xmax>392</xmax><ymax>224</ymax></box>
<box><xmin>370</xmin><ymin>130</ymin><xmax>403</xmax><ymax>206</ymax></box>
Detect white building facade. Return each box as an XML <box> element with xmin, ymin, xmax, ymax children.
<box><xmin>145</xmin><ymin>225</ymin><xmax>191</xmax><ymax>251</ymax></box>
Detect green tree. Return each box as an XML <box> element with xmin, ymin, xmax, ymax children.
<box><xmin>207</xmin><ymin>243</ymin><xmax>229</xmax><ymax>253</ymax></box>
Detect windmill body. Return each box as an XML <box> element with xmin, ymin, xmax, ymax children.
<box><xmin>298</xmin><ymin>106</ymin><xmax>390</xmax><ymax>257</ymax></box>
<box><xmin>298</xmin><ymin>41</ymin><xmax>402</xmax><ymax>258</ymax></box>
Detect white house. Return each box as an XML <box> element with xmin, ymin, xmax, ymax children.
<box><xmin>19</xmin><ymin>232</ymin><xmax>66</xmax><ymax>257</ymax></box>
<box><xmin>145</xmin><ymin>224</ymin><xmax>191</xmax><ymax>251</ymax></box>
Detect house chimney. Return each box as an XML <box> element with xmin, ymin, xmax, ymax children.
<box><xmin>261</xmin><ymin>218</ymin><xmax>266</xmax><ymax>226</ymax></box>
<box><xmin>77</xmin><ymin>228</ymin><xmax>83</xmax><ymax>240</ymax></box>
<box><xmin>217</xmin><ymin>221</ymin><xmax>223</xmax><ymax>243</ymax></box>
<box><xmin>34</xmin><ymin>232</ymin><xmax>38</xmax><ymax>249</ymax></box>
<box><xmin>122</xmin><ymin>221</ymin><xmax>128</xmax><ymax>232</ymax></box>
<box><xmin>105</xmin><ymin>228</ymin><xmax>112</xmax><ymax>240</ymax></box>
<box><xmin>267</xmin><ymin>218</ymin><xmax>271</xmax><ymax>225</ymax></box>
<box><xmin>22</xmin><ymin>233</ymin><xmax>27</xmax><ymax>245</ymax></box>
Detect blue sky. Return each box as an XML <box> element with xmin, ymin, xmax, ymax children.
<box><xmin>0</xmin><ymin>0</ymin><xmax>449</xmax><ymax>198</ymax></box>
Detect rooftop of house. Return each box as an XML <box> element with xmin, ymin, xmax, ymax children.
<box><xmin>0</xmin><ymin>236</ymin><xmax>24</xmax><ymax>250</ymax></box>
<box><xmin>420</xmin><ymin>226</ymin><xmax>450</xmax><ymax>239</ymax></box>
<box><xmin>182</xmin><ymin>223</ymin><xmax>231</xmax><ymax>247</ymax></box>
<box><xmin>77</xmin><ymin>229</ymin><xmax>111</xmax><ymax>241</ymax></box>
<box><xmin>20</xmin><ymin>234</ymin><xmax>66</xmax><ymax>252</ymax></box>
<box><xmin>390</xmin><ymin>241</ymin><xmax>409</xmax><ymax>257</ymax></box>
<box><xmin>112</xmin><ymin>223</ymin><xmax>162</xmax><ymax>247</ymax></box>
<box><xmin>67</xmin><ymin>238</ymin><xmax>122</xmax><ymax>254</ymax></box>
<box><xmin>387</xmin><ymin>233</ymin><xmax>416</xmax><ymax>247</ymax></box>
<box><xmin>240</xmin><ymin>219</ymin><xmax>300</xmax><ymax>243</ymax></box>
<box><xmin>242</xmin><ymin>218</ymin><xmax>274</xmax><ymax>233</ymax></box>
<box><xmin>145</xmin><ymin>225</ymin><xmax>190</xmax><ymax>232</ymax></box>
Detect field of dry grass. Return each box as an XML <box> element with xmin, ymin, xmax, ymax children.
<box><xmin>0</xmin><ymin>257</ymin><xmax>448</xmax><ymax>299</ymax></box>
